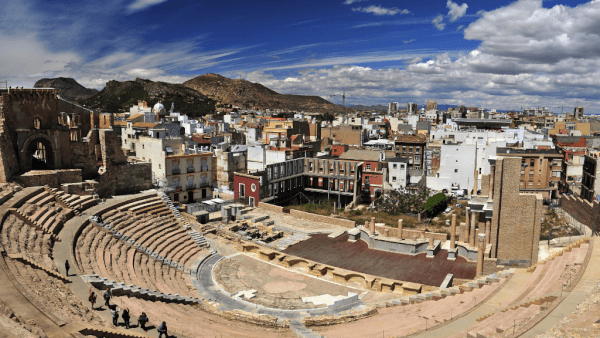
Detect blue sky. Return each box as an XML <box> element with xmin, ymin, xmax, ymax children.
<box><xmin>2</xmin><ymin>0</ymin><xmax>600</xmax><ymax>111</ymax></box>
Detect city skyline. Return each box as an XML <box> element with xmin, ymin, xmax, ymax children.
<box><xmin>1</xmin><ymin>0</ymin><xmax>599</xmax><ymax>111</ymax></box>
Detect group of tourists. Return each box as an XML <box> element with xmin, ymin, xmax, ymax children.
<box><xmin>89</xmin><ymin>287</ymin><xmax>167</xmax><ymax>336</ymax></box>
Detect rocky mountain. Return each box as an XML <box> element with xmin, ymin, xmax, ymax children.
<box><xmin>183</xmin><ymin>73</ymin><xmax>341</xmax><ymax>112</ymax></box>
<box><xmin>79</xmin><ymin>78</ymin><xmax>215</xmax><ymax>117</ymax></box>
<box><xmin>34</xmin><ymin>77</ymin><xmax>98</xmax><ymax>102</ymax></box>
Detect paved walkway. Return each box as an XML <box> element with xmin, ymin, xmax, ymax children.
<box><xmin>521</xmin><ymin>238</ymin><xmax>600</xmax><ymax>337</ymax></box>
<box><xmin>53</xmin><ymin>192</ymin><xmax>157</xmax><ymax>338</ymax></box>
<box><xmin>414</xmin><ymin>270</ymin><xmax>533</xmax><ymax>338</ymax></box>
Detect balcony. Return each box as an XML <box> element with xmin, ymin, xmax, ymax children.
<box><xmin>186</xmin><ymin>183</ymin><xmax>196</xmax><ymax>190</ymax></box>
<box><xmin>187</xmin><ymin>167</ymin><xmax>195</xmax><ymax>173</ymax></box>
<box><xmin>199</xmin><ymin>181</ymin><xmax>211</xmax><ymax>188</ymax></box>
<box><xmin>172</xmin><ymin>168</ymin><xmax>181</xmax><ymax>175</ymax></box>
<box><xmin>200</xmin><ymin>166</ymin><xmax>209</xmax><ymax>172</ymax></box>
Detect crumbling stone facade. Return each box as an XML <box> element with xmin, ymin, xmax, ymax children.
<box><xmin>490</xmin><ymin>156</ymin><xmax>543</xmax><ymax>266</ymax></box>
<box><xmin>0</xmin><ymin>88</ymin><xmax>151</xmax><ymax>197</ymax></box>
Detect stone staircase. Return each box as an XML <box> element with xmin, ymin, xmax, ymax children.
<box><xmin>158</xmin><ymin>192</ymin><xmax>184</xmax><ymax>222</ymax></box>
<box><xmin>370</xmin><ymin>269</ymin><xmax>514</xmax><ymax>309</ymax></box>
<box><xmin>527</xmin><ymin>237</ymin><xmax>590</xmax><ymax>272</ymax></box>
<box><xmin>64</xmin><ymin>321</ymin><xmax>152</xmax><ymax>338</ymax></box>
<box><xmin>80</xmin><ymin>274</ymin><xmax>200</xmax><ymax>305</ymax></box>
<box><xmin>475</xmin><ymin>292</ymin><xmax>558</xmax><ymax>322</ymax></box>
<box><xmin>9</xmin><ymin>208</ymin><xmax>59</xmax><ymax>240</ymax></box>
<box><xmin>291</xmin><ymin>319</ymin><xmax>327</xmax><ymax>338</ymax></box>
<box><xmin>89</xmin><ymin>215</ymin><xmax>187</xmax><ymax>272</ymax></box>
<box><xmin>188</xmin><ymin>230</ymin><xmax>210</xmax><ymax>248</ymax></box>
<box><xmin>44</xmin><ymin>186</ymin><xmax>98</xmax><ymax>216</ymax></box>
<box><xmin>6</xmin><ymin>253</ymin><xmax>71</xmax><ymax>283</ymax></box>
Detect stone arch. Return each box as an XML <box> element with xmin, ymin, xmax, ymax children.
<box><xmin>20</xmin><ymin>133</ymin><xmax>61</xmax><ymax>172</ymax></box>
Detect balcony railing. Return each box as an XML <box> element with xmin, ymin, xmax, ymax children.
<box><xmin>172</xmin><ymin>168</ymin><xmax>181</xmax><ymax>175</ymax></box>
<box><xmin>187</xmin><ymin>167</ymin><xmax>195</xmax><ymax>173</ymax></box>
<box><xmin>186</xmin><ymin>184</ymin><xmax>196</xmax><ymax>190</ymax></box>
<box><xmin>200</xmin><ymin>166</ymin><xmax>209</xmax><ymax>172</ymax></box>
<box><xmin>199</xmin><ymin>181</ymin><xmax>211</xmax><ymax>188</ymax></box>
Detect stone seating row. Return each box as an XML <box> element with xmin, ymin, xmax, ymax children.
<box><xmin>454</xmin><ymin>241</ymin><xmax>590</xmax><ymax>338</ymax></box>
<box><xmin>77</xmin><ymin>224</ymin><xmax>198</xmax><ymax>301</ymax></box>
<box><xmin>80</xmin><ymin>274</ymin><xmax>200</xmax><ymax>305</ymax></box>
<box><xmin>89</xmin><ymin>215</ymin><xmax>200</xmax><ymax>272</ymax></box>
<box><xmin>47</xmin><ymin>187</ymin><xmax>98</xmax><ymax>213</ymax></box>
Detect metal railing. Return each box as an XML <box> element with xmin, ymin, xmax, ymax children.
<box><xmin>186</xmin><ymin>184</ymin><xmax>196</xmax><ymax>190</ymax></box>
<box><xmin>187</xmin><ymin>167</ymin><xmax>195</xmax><ymax>173</ymax></box>
<box><xmin>172</xmin><ymin>168</ymin><xmax>181</xmax><ymax>175</ymax></box>
<box><xmin>199</xmin><ymin>181</ymin><xmax>211</xmax><ymax>188</ymax></box>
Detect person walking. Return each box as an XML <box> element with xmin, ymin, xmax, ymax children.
<box><xmin>88</xmin><ymin>292</ymin><xmax>97</xmax><ymax>310</ymax></box>
<box><xmin>138</xmin><ymin>312</ymin><xmax>148</xmax><ymax>331</ymax></box>
<box><xmin>103</xmin><ymin>288</ymin><xmax>111</xmax><ymax>307</ymax></box>
<box><xmin>122</xmin><ymin>308</ymin><xmax>130</xmax><ymax>329</ymax></box>
<box><xmin>64</xmin><ymin>260</ymin><xmax>70</xmax><ymax>276</ymax></box>
<box><xmin>157</xmin><ymin>321</ymin><xmax>168</xmax><ymax>338</ymax></box>
<box><xmin>110</xmin><ymin>306</ymin><xmax>120</xmax><ymax>326</ymax></box>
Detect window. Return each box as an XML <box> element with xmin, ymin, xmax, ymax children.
<box><xmin>528</xmin><ymin>181</ymin><xmax>533</xmax><ymax>186</ymax></box>
<box><xmin>454</xmin><ymin>169</ymin><xmax>458</xmax><ymax>173</ymax></box>
<box><xmin>392</xmin><ymin>164</ymin><xmax>397</xmax><ymax>169</ymax></box>
<box><xmin>366</xmin><ymin>164</ymin><xmax>371</xmax><ymax>170</ymax></box>
<box><xmin>479</xmin><ymin>168</ymin><xmax>482</xmax><ymax>174</ymax></box>
<box><xmin>530</xmin><ymin>159</ymin><xmax>535</xmax><ymax>166</ymax></box>
<box><xmin>392</xmin><ymin>176</ymin><xmax>397</xmax><ymax>182</ymax></box>
<box><xmin>239</xmin><ymin>183</ymin><xmax>245</xmax><ymax>197</ymax></box>
<box><xmin>33</xmin><ymin>118</ymin><xmax>41</xmax><ymax>130</ymax></box>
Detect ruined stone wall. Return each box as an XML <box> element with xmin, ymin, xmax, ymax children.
<box><xmin>560</xmin><ymin>194</ymin><xmax>600</xmax><ymax>232</ymax></box>
<box><xmin>18</xmin><ymin>169</ymin><xmax>82</xmax><ymax>188</ymax></box>
<box><xmin>99</xmin><ymin>130</ymin><xmax>127</xmax><ymax>167</ymax></box>
<box><xmin>257</xmin><ymin>202</ymin><xmax>284</xmax><ymax>213</ymax></box>
<box><xmin>98</xmin><ymin>113</ymin><xmax>113</xmax><ymax>130</ymax></box>
<box><xmin>491</xmin><ymin>157</ymin><xmax>543</xmax><ymax>267</ymax></box>
<box><xmin>95</xmin><ymin>162</ymin><xmax>152</xmax><ymax>198</ymax></box>
<box><xmin>0</xmin><ymin>94</ymin><xmax>19</xmax><ymax>182</ymax></box>
<box><xmin>288</xmin><ymin>209</ymin><xmax>356</xmax><ymax>228</ymax></box>
<box><xmin>56</xmin><ymin>99</ymin><xmax>92</xmax><ymax>136</ymax></box>
<box><xmin>374</xmin><ymin>224</ymin><xmax>448</xmax><ymax>241</ymax></box>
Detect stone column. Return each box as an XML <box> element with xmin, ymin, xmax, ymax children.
<box><xmin>488</xmin><ymin>165</ymin><xmax>495</xmax><ymax>202</ymax></box>
<box><xmin>398</xmin><ymin>219</ymin><xmax>403</xmax><ymax>239</ymax></box>
<box><xmin>429</xmin><ymin>237</ymin><xmax>434</xmax><ymax>248</ymax></box>
<box><xmin>450</xmin><ymin>214</ymin><xmax>457</xmax><ymax>250</ymax></box>
<box><xmin>464</xmin><ymin>210</ymin><xmax>470</xmax><ymax>242</ymax></box>
<box><xmin>485</xmin><ymin>220</ymin><xmax>491</xmax><ymax>246</ymax></box>
<box><xmin>469</xmin><ymin>212</ymin><xmax>477</xmax><ymax>248</ymax></box>
<box><xmin>476</xmin><ymin>233</ymin><xmax>485</xmax><ymax>277</ymax></box>
<box><xmin>370</xmin><ymin>217</ymin><xmax>375</xmax><ymax>235</ymax></box>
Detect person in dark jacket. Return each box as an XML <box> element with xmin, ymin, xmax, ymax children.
<box><xmin>103</xmin><ymin>288</ymin><xmax>111</xmax><ymax>307</ymax></box>
<box><xmin>157</xmin><ymin>321</ymin><xmax>168</xmax><ymax>338</ymax></box>
<box><xmin>138</xmin><ymin>312</ymin><xmax>149</xmax><ymax>331</ymax></box>
<box><xmin>64</xmin><ymin>260</ymin><xmax>70</xmax><ymax>276</ymax></box>
<box><xmin>88</xmin><ymin>292</ymin><xmax>96</xmax><ymax>310</ymax></box>
<box><xmin>121</xmin><ymin>308</ymin><xmax>130</xmax><ymax>329</ymax></box>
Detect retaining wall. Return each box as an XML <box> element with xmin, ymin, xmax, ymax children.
<box><xmin>258</xmin><ymin>202</ymin><xmax>284</xmax><ymax>213</ymax></box>
<box><xmin>289</xmin><ymin>209</ymin><xmax>356</xmax><ymax>228</ymax></box>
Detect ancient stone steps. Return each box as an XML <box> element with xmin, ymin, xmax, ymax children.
<box><xmin>80</xmin><ymin>274</ymin><xmax>200</xmax><ymax>305</ymax></box>
<box><xmin>9</xmin><ymin>208</ymin><xmax>58</xmax><ymax>240</ymax></box>
<box><xmin>527</xmin><ymin>237</ymin><xmax>590</xmax><ymax>272</ymax></box>
<box><xmin>7</xmin><ymin>253</ymin><xmax>71</xmax><ymax>283</ymax></box>
<box><xmin>64</xmin><ymin>321</ymin><xmax>153</xmax><ymax>338</ymax></box>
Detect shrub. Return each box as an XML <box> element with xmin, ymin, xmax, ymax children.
<box><xmin>423</xmin><ymin>193</ymin><xmax>448</xmax><ymax>217</ymax></box>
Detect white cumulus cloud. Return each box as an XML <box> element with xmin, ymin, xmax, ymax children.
<box><xmin>342</xmin><ymin>0</ymin><xmax>367</xmax><ymax>4</ymax></box>
<box><xmin>127</xmin><ymin>0</ymin><xmax>169</xmax><ymax>13</ymax></box>
<box><xmin>447</xmin><ymin>0</ymin><xmax>468</xmax><ymax>22</ymax></box>
<box><xmin>352</xmin><ymin>5</ymin><xmax>410</xmax><ymax>16</ymax></box>
<box><xmin>432</xmin><ymin>15</ymin><xmax>446</xmax><ymax>31</ymax></box>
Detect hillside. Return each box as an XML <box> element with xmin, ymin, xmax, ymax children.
<box><xmin>34</xmin><ymin>77</ymin><xmax>98</xmax><ymax>102</ymax></box>
<box><xmin>183</xmin><ymin>74</ymin><xmax>341</xmax><ymax>112</ymax></box>
<box><xmin>79</xmin><ymin>78</ymin><xmax>215</xmax><ymax>117</ymax></box>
